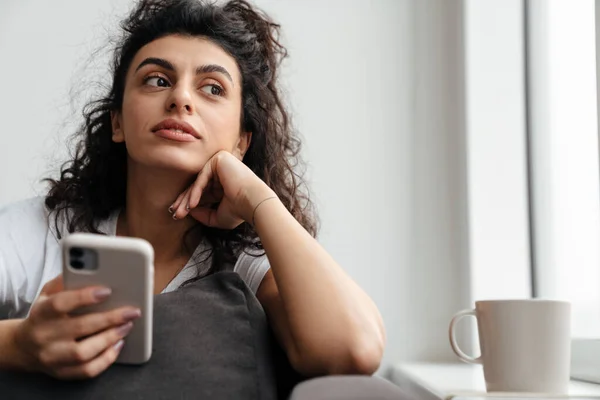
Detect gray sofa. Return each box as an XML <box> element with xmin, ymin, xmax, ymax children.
<box><xmin>289</xmin><ymin>375</ymin><xmax>411</xmax><ymax>399</ymax></box>
<box><xmin>0</xmin><ymin>272</ymin><xmax>410</xmax><ymax>399</ymax></box>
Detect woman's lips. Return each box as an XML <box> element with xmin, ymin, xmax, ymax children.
<box><xmin>153</xmin><ymin>129</ymin><xmax>198</xmax><ymax>142</ymax></box>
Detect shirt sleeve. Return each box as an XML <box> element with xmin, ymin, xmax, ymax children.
<box><xmin>0</xmin><ymin>251</ymin><xmax>16</xmax><ymax>319</ymax></box>
<box><xmin>0</xmin><ymin>197</ymin><xmax>58</xmax><ymax>319</ymax></box>
<box><xmin>233</xmin><ymin>250</ymin><xmax>271</xmax><ymax>294</ymax></box>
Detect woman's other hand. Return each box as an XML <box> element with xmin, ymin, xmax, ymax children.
<box><xmin>169</xmin><ymin>150</ymin><xmax>275</xmax><ymax>229</ymax></box>
<box><xmin>13</xmin><ymin>275</ymin><xmax>141</xmax><ymax>380</ymax></box>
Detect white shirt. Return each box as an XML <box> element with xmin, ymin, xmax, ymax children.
<box><xmin>0</xmin><ymin>197</ymin><xmax>270</xmax><ymax>319</ymax></box>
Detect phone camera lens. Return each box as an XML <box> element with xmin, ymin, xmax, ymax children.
<box><xmin>70</xmin><ymin>260</ymin><xmax>85</xmax><ymax>270</ymax></box>
<box><xmin>70</xmin><ymin>247</ymin><xmax>84</xmax><ymax>258</ymax></box>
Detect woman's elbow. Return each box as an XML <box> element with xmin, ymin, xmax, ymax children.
<box><xmin>344</xmin><ymin>318</ymin><xmax>387</xmax><ymax>375</ymax></box>
<box><xmin>342</xmin><ymin>335</ymin><xmax>385</xmax><ymax>375</ymax></box>
<box><xmin>293</xmin><ymin>335</ymin><xmax>385</xmax><ymax>377</ymax></box>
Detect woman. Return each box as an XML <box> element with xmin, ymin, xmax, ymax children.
<box><xmin>0</xmin><ymin>0</ymin><xmax>385</xmax><ymax>380</ymax></box>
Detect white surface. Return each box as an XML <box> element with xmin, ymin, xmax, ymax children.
<box><xmin>390</xmin><ymin>363</ymin><xmax>600</xmax><ymax>400</ymax></box>
<box><xmin>527</xmin><ymin>0</ymin><xmax>600</xmax><ymax>385</ymax></box>
<box><xmin>572</xmin><ymin>339</ymin><xmax>600</xmax><ymax>384</ymax></box>
<box><xmin>401</xmin><ymin>0</ymin><xmax>531</xmax><ymax>362</ymax></box>
<box><xmin>449</xmin><ymin>300</ymin><xmax>571</xmax><ymax>393</ymax></box>
<box><xmin>407</xmin><ymin>0</ymin><xmax>473</xmax><ymax>361</ymax></box>
<box><xmin>405</xmin><ymin>0</ymin><xmax>534</xmax><ymax>363</ymax></box>
<box><xmin>408</xmin><ymin>0</ymin><xmax>533</xmax><ymax>362</ymax></box>
<box><xmin>464</xmin><ymin>0</ymin><xmax>532</xmax><ymax>302</ymax></box>
<box><xmin>527</xmin><ymin>0</ymin><xmax>600</xmax><ymax>337</ymax></box>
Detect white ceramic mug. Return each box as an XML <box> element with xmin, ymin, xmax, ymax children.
<box><xmin>449</xmin><ymin>299</ymin><xmax>571</xmax><ymax>393</ymax></box>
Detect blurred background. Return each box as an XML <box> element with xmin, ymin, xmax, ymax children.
<box><xmin>1</xmin><ymin>0</ymin><xmax>599</xmax><ymax>378</ymax></box>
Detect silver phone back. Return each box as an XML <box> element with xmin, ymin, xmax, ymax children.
<box><xmin>62</xmin><ymin>233</ymin><xmax>154</xmax><ymax>364</ymax></box>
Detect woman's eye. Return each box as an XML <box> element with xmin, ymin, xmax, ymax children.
<box><xmin>144</xmin><ymin>76</ymin><xmax>170</xmax><ymax>87</ymax></box>
<box><xmin>200</xmin><ymin>84</ymin><xmax>224</xmax><ymax>96</ymax></box>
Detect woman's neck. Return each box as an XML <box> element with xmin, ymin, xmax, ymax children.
<box><xmin>116</xmin><ymin>162</ymin><xmax>201</xmax><ymax>264</ymax></box>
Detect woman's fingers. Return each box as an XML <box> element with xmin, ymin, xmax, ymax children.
<box><xmin>171</xmin><ymin>151</ymin><xmax>248</xmax><ymax>224</ymax></box>
<box><xmin>198</xmin><ymin>185</ymin><xmax>224</xmax><ymax>207</ymax></box>
<box><xmin>170</xmin><ymin>186</ymin><xmax>191</xmax><ymax>218</ymax></box>
<box><xmin>188</xmin><ymin>160</ymin><xmax>214</xmax><ymax>210</ymax></box>
<box><xmin>34</xmin><ymin>286</ymin><xmax>112</xmax><ymax>319</ymax></box>
<box><xmin>189</xmin><ymin>199</ymin><xmax>243</xmax><ymax>229</ymax></box>
<box><xmin>67</xmin><ymin>306</ymin><xmax>141</xmax><ymax>340</ymax></box>
<box><xmin>50</xmin><ymin>333</ymin><xmax>126</xmax><ymax>380</ymax></box>
<box><xmin>172</xmin><ymin>189</ymin><xmax>192</xmax><ymax>220</ymax></box>
<box><xmin>172</xmin><ymin>158</ymin><xmax>215</xmax><ymax>219</ymax></box>
<box><xmin>18</xmin><ymin>280</ymin><xmax>140</xmax><ymax>380</ymax></box>
<box><xmin>40</xmin><ymin>274</ymin><xmax>64</xmax><ymax>296</ymax></box>
<box><xmin>170</xmin><ymin>155</ymin><xmax>217</xmax><ymax>218</ymax></box>
<box><xmin>41</xmin><ymin>322</ymin><xmax>132</xmax><ymax>372</ymax></box>
<box><xmin>188</xmin><ymin>207</ymin><xmax>216</xmax><ymax>227</ymax></box>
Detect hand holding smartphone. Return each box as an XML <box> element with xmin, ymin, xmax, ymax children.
<box><xmin>62</xmin><ymin>233</ymin><xmax>154</xmax><ymax>365</ymax></box>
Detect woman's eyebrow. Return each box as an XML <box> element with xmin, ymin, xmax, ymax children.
<box><xmin>197</xmin><ymin>64</ymin><xmax>234</xmax><ymax>86</ymax></box>
<box><xmin>135</xmin><ymin>57</ymin><xmax>234</xmax><ymax>86</ymax></box>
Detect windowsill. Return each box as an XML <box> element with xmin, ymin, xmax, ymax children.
<box><xmin>389</xmin><ymin>363</ymin><xmax>600</xmax><ymax>400</ymax></box>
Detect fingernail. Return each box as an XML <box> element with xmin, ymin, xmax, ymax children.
<box><xmin>172</xmin><ymin>213</ymin><xmax>177</xmax><ymax>220</ymax></box>
<box><xmin>94</xmin><ymin>288</ymin><xmax>112</xmax><ymax>301</ymax></box>
<box><xmin>123</xmin><ymin>309</ymin><xmax>141</xmax><ymax>320</ymax></box>
<box><xmin>114</xmin><ymin>339</ymin><xmax>124</xmax><ymax>351</ymax></box>
<box><xmin>168</xmin><ymin>206</ymin><xmax>174</xmax><ymax>214</ymax></box>
<box><xmin>116</xmin><ymin>322</ymin><xmax>133</xmax><ymax>337</ymax></box>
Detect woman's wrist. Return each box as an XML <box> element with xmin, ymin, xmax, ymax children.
<box><xmin>240</xmin><ymin>180</ymin><xmax>278</xmax><ymax>223</ymax></box>
<box><xmin>251</xmin><ymin>196</ymin><xmax>278</xmax><ymax>226</ymax></box>
<box><xmin>0</xmin><ymin>319</ymin><xmax>32</xmax><ymax>372</ymax></box>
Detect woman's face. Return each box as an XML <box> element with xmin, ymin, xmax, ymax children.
<box><xmin>111</xmin><ymin>34</ymin><xmax>249</xmax><ymax>173</ymax></box>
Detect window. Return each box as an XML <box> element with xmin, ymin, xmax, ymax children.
<box><xmin>526</xmin><ymin>0</ymin><xmax>600</xmax><ymax>381</ymax></box>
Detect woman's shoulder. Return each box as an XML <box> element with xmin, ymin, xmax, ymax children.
<box><xmin>0</xmin><ymin>196</ymin><xmax>56</xmax><ymax>264</ymax></box>
<box><xmin>0</xmin><ymin>196</ymin><xmax>52</xmax><ymax>240</ymax></box>
<box><xmin>0</xmin><ymin>197</ymin><xmax>59</xmax><ymax>318</ymax></box>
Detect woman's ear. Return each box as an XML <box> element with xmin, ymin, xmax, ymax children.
<box><xmin>234</xmin><ymin>131</ymin><xmax>252</xmax><ymax>160</ymax></box>
<box><xmin>111</xmin><ymin>111</ymin><xmax>125</xmax><ymax>143</ymax></box>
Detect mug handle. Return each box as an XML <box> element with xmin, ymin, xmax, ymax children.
<box><xmin>448</xmin><ymin>309</ymin><xmax>482</xmax><ymax>364</ymax></box>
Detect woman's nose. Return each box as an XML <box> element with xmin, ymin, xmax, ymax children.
<box><xmin>167</xmin><ymin>85</ymin><xmax>194</xmax><ymax>113</ymax></box>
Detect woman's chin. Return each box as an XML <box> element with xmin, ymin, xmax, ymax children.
<box><xmin>129</xmin><ymin>147</ymin><xmax>208</xmax><ymax>174</ymax></box>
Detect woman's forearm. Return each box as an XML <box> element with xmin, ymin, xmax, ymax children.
<box><xmin>252</xmin><ymin>196</ymin><xmax>386</xmax><ymax>374</ymax></box>
<box><xmin>0</xmin><ymin>319</ymin><xmax>29</xmax><ymax>371</ymax></box>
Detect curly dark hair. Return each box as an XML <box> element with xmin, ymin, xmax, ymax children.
<box><xmin>44</xmin><ymin>0</ymin><xmax>318</xmax><ymax>277</ymax></box>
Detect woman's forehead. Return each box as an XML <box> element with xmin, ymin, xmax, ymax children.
<box><xmin>130</xmin><ymin>35</ymin><xmax>241</xmax><ymax>82</ymax></box>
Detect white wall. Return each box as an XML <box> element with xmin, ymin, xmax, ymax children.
<box><xmin>257</xmin><ymin>0</ymin><xmax>416</xmax><ymax>369</ymax></box>
<box><xmin>0</xmin><ymin>0</ymin><xmax>493</xmax><ymax>373</ymax></box>
<box><xmin>0</xmin><ymin>0</ymin><xmax>132</xmax><ymax>203</ymax></box>
<box><xmin>407</xmin><ymin>0</ymin><xmax>473</xmax><ymax>362</ymax></box>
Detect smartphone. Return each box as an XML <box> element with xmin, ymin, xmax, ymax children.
<box><xmin>61</xmin><ymin>233</ymin><xmax>154</xmax><ymax>364</ymax></box>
